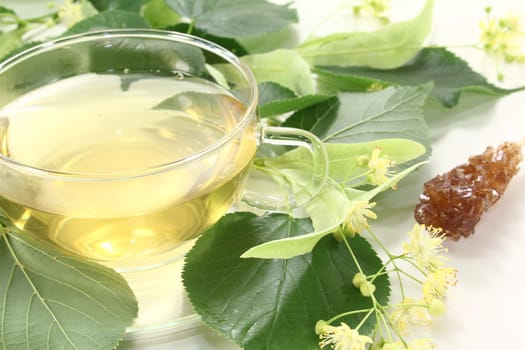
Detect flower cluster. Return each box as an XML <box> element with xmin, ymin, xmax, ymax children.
<box><xmin>366</xmin><ymin>147</ymin><xmax>396</xmax><ymax>187</ymax></box>
<box><xmin>317</xmin><ymin>222</ymin><xmax>456</xmax><ymax>350</ymax></box>
<box><xmin>479</xmin><ymin>6</ymin><xmax>525</xmax><ymax>80</ymax></box>
<box><xmin>343</xmin><ymin>200</ymin><xmax>377</xmax><ymax>236</ymax></box>
<box><xmin>57</xmin><ymin>0</ymin><xmax>97</xmax><ymax>28</ymax></box>
<box><xmin>479</xmin><ymin>6</ymin><xmax>525</xmax><ymax>63</ymax></box>
<box><xmin>317</xmin><ymin>322</ymin><xmax>373</xmax><ymax>350</ymax></box>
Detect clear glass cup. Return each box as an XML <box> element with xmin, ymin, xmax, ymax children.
<box><xmin>0</xmin><ymin>29</ymin><xmax>327</xmax><ymax>272</ymax></box>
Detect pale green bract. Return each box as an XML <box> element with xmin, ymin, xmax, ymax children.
<box><xmin>297</xmin><ymin>0</ymin><xmax>435</xmax><ymax>69</ymax></box>
<box><xmin>241</xmin><ymin>137</ymin><xmax>428</xmax><ymax>259</ymax></box>
<box><xmin>267</xmin><ymin>138</ymin><xmax>427</xmax><ymax>184</ymax></box>
<box><xmin>241</xmin><ymin>161</ymin><xmax>427</xmax><ymax>259</ymax></box>
<box><xmin>242</xmin><ymin>49</ymin><xmax>315</xmax><ymax>95</ymax></box>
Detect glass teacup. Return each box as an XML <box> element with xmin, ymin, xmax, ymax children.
<box><xmin>0</xmin><ymin>29</ymin><xmax>327</xmax><ymax>272</ymax></box>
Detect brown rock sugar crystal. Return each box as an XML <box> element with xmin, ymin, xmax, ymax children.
<box><xmin>414</xmin><ymin>141</ymin><xmax>523</xmax><ymax>240</ymax></box>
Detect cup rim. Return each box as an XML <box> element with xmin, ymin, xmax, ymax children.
<box><xmin>0</xmin><ymin>29</ymin><xmax>259</xmax><ymax>181</ymax></box>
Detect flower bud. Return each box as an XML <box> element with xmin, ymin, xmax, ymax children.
<box><xmin>352</xmin><ymin>272</ymin><xmax>367</xmax><ymax>288</ymax></box>
<box><xmin>359</xmin><ymin>281</ymin><xmax>376</xmax><ymax>297</ymax></box>
<box><xmin>428</xmin><ymin>298</ymin><xmax>446</xmax><ymax>316</ymax></box>
<box><xmin>315</xmin><ymin>320</ymin><xmax>329</xmax><ymax>335</ymax></box>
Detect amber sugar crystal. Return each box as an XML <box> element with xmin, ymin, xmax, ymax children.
<box><xmin>414</xmin><ymin>142</ymin><xmax>523</xmax><ymax>240</ymax></box>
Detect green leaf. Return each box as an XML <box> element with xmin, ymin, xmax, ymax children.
<box><xmin>258</xmin><ymin>82</ymin><xmax>333</xmax><ymax>118</ymax></box>
<box><xmin>142</xmin><ymin>0</ymin><xmax>181</xmax><ymax>28</ymax></box>
<box><xmin>0</xmin><ymin>5</ymin><xmax>16</xmax><ymax>15</ymax></box>
<box><xmin>167</xmin><ymin>22</ymin><xmax>248</xmax><ymax>56</ymax></box>
<box><xmin>258</xmin><ymin>81</ymin><xmax>296</xmax><ymax>105</ymax></box>
<box><xmin>88</xmin><ymin>0</ymin><xmax>147</xmax><ymax>11</ymax></box>
<box><xmin>183</xmin><ymin>212</ymin><xmax>390</xmax><ymax>349</ymax></box>
<box><xmin>242</xmin><ymin>49</ymin><xmax>314</xmax><ymax>95</ymax></box>
<box><xmin>63</xmin><ymin>10</ymin><xmax>151</xmax><ymax>35</ymax></box>
<box><xmin>313</xmin><ymin>47</ymin><xmax>521</xmax><ymax>108</ymax></box>
<box><xmin>88</xmin><ymin>0</ymin><xmax>114</xmax><ymax>11</ymax></box>
<box><xmin>297</xmin><ymin>0</ymin><xmax>435</xmax><ymax>69</ymax></box>
<box><xmin>0</xmin><ymin>226</ymin><xmax>138</xmax><ymax>350</ymax></box>
<box><xmin>242</xmin><ymin>161</ymin><xmax>426</xmax><ymax>259</ymax></box>
<box><xmin>284</xmin><ymin>84</ymin><xmax>432</xmax><ymax>152</ymax></box>
<box><xmin>116</xmin><ymin>0</ymin><xmax>149</xmax><ymax>12</ymax></box>
<box><xmin>165</xmin><ymin>0</ymin><xmax>298</xmax><ymax>38</ymax></box>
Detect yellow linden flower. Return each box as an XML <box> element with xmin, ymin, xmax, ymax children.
<box><xmin>58</xmin><ymin>0</ymin><xmax>84</xmax><ymax>28</ymax></box>
<box><xmin>428</xmin><ymin>298</ymin><xmax>446</xmax><ymax>316</ymax></box>
<box><xmin>422</xmin><ymin>267</ymin><xmax>457</xmax><ymax>302</ymax></box>
<box><xmin>407</xmin><ymin>338</ymin><xmax>436</xmax><ymax>350</ymax></box>
<box><xmin>390</xmin><ymin>298</ymin><xmax>431</xmax><ymax>335</ymax></box>
<box><xmin>58</xmin><ymin>0</ymin><xmax>97</xmax><ymax>28</ymax></box>
<box><xmin>318</xmin><ymin>322</ymin><xmax>373</xmax><ymax>350</ymax></box>
<box><xmin>344</xmin><ymin>200</ymin><xmax>377</xmax><ymax>235</ymax></box>
<box><xmin>367</xmin><ymin>147</ymin><xmax>395</xmax><ymax>187</ymax></box>
<box><xmin>403</xmin><ymin>224</ymin><xmax>447</xmax><ymax>272</ymax></box>
<box><xmin>479</xmin><ymin>7</ymin><xmax>525</xmax><ymax>65</ymax></box>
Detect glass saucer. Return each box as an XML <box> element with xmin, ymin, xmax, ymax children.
<box><xmin>119</xmin><ymin>240</ymin><xmax>202</xmax><ymax>341</ymax></box>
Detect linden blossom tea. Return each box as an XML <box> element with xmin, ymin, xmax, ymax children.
<box><xmin>0</xmin><ymin>72</ymin><xmax>256</xmax><ymax>266</ymax></box>
<box><xmin>0</xmin><ymin>30</ymin><xmax>327</xmax><ymax>271</ymax></box>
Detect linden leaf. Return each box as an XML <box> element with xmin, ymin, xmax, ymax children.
<box><xmin>87</xmin><ymin>0</ymin><xmax>147</xmax><ymax>12</ymax></box>
<box><xmin>0</xmin><ymin>224</ymin><xmax>138</xmax><ymax>350</ymax></box>
<box><xmin>313</xmin><ymin>47</ymin><xmax>522</xmax><ymax>108</ymax></box>
<box><xmin>257</xmin><ymin>82</ymin><xmax>333</xmax><ymax>118</ymax></box>
<box><xmin>0</xmin><ymin>5</ymin><xmax>16</xmax><ymax>15</ymax></box>
<box><xmin>165</xmin><ymin>0</ymin><xmax>298</xmax><ymax>38</ymax></box>
<box><xmin>297</xmin><ymin>0</ymin><xmax>435</xmax><ymax>69</ymax></box>
<box><xmin>142</xmin><ymin>0</ymin><xmax>181</xmax><ymax>27</ymax></box>
<box><xmin>63</xmin><ymin>10</ymin><xmax>150</xmax><ymax>35</ymax></box>
<box><xmin>183</xmin><ymin>212</ymin><xmax>390</xmax><ymax>350</ymax></box>
<box><xmin>167</xmin><ymin>23</ymin><xmax>248</xmax><ymax>56</ymax></box>
<box><xmin>284</xmin><ymin>84</ymin><xmax>432</xmax><ymax>152</ymax></box>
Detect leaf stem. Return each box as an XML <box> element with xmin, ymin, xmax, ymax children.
<box><xmin>366</xmin><ymin>228</ymin><xmax>406</xmax><ymax>298</ymax></box>
<box><xmin>396</xmin><ymin>266</ymin><xmax>424</xmax><ymax>284</ymax></box>
<box><xmin>187</xmin><ymin>20</ymin><xmax>195</xmax><ymax>35</ymax></box>
<box><xmin>341</xmin><ymin>234</ymin><xmax>366</xmax><ymax>277</ymax></box>
<box><xmin>400</xmin><ymin>254</ymin><xmax>428</xmax><ymax>277</ymax></box>
<box><xmin>381</xmin><ymin>304</ymin><xmax>409</xmax><ymax>347</ymax></box>
<box><xmin>326</xmin><ymin>307</ymin><xmax>375</xmax><ymax>325</ymax></box>
<box><xmin>23</xmin><ymin>11</ymin><xmax>57</xmax><ymax>24</ymax></box>
<box><xmin>355</xmin><ymin>308</ymin><xmax>374</xmax><ymax>331</ymax></box>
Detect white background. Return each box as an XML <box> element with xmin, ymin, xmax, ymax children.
<box><xmin>3</xmin><ymin>1</ymin><xmax>525</xmax><ymax>349</ymax></box>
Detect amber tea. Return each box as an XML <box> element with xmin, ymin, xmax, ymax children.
<box><xmin>0</xmin><ymin>73</ymin><xmax>257</xmax><ymax>267</ymax></box>
<box><xmin>0</xmin><ymin>30</ymin><xmax>328</xmax><ymax>274</ymax></box>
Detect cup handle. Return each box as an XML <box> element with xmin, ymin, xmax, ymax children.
<box><xmin>241</xmin><ymin>126</ymin><xmax>329</xmax><ymax>211</ymax></box>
